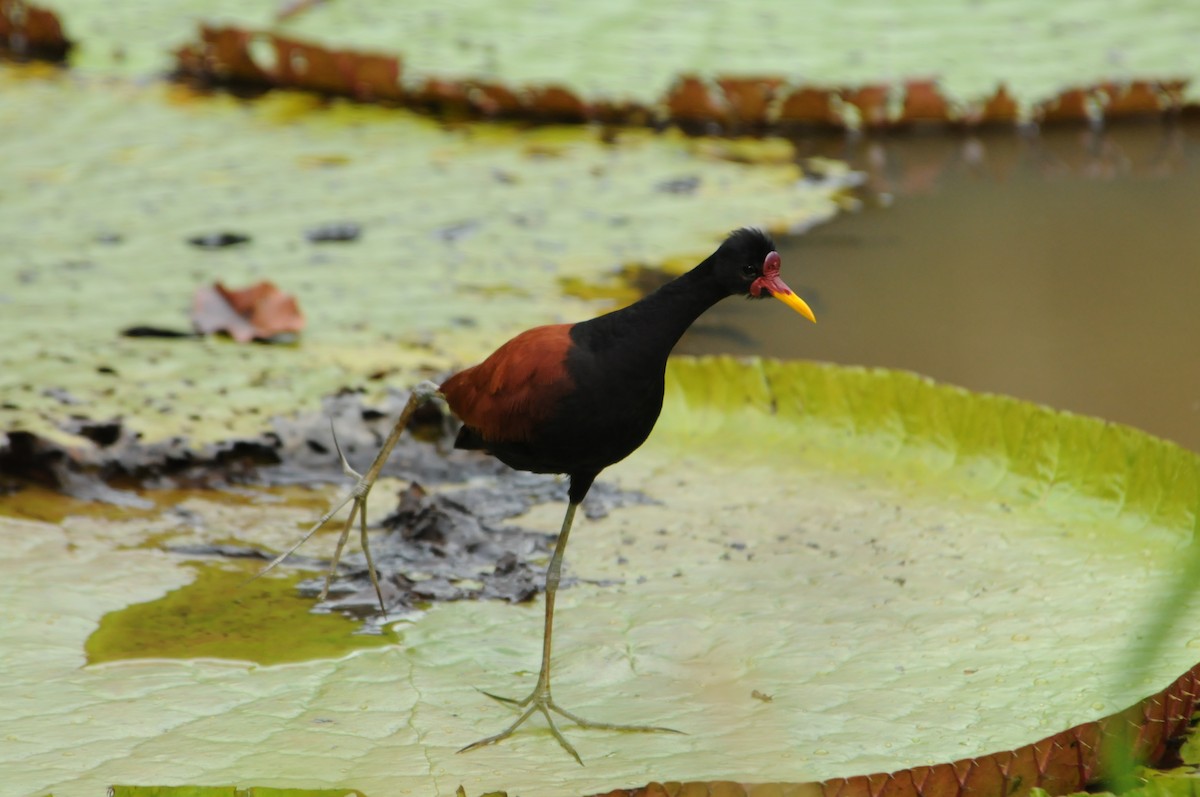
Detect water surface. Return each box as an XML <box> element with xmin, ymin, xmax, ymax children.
<box><xmin>679</xmin><ymin>122</ymin><xmax>1200</xmax><ymax>452</ymax></box>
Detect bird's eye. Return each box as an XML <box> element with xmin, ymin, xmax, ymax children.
<box><xmin>742</xmin><ymin>263</ymin><xmax>757</xmax><ymax>277</ymax></box>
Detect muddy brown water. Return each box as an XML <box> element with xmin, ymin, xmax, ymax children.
<box><xmin>676</xmin><ymin>121</ymin><xmax>1200</xmax><ymax>454</ymax></box>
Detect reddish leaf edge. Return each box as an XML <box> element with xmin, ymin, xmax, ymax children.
<box><xmin>0</xmin><ymin>0</ymin><xmax>71</xmax><ymax>61</ymax></box>
<box><xmin>172</xmin><ymin>25</ymin><xmax>1196</xmax><ymax>132</ymax></box>
<box><xmin>4</xmin><ymin>10</ymin><xmax>1194</xmax><ymax>130</ymax></box>
<box><xmin>587</xmin><ymin>663</ymin><xmax>1200</xmax><ymax>797</ymax></box>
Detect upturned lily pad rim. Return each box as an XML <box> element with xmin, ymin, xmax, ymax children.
<box><xmin>661</xmin><ymin>356</ymin><xmax>1200</xmax><ymax>541</ymax></box>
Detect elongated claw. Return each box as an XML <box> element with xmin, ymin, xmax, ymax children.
<box><xmin>330</xmin><ymin>417</ymin><xmax>363</xmax><ymax>481</ymax></box>
<box><xmin>476</xmin><ymin>687</ymin><xmax>524</xmax><ymax>706</ymax></box>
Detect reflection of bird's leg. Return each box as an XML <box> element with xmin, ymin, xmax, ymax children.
<box><xmin>459</xmin><ymin>497</ymin><xmax>681</xmax><ymax>765</ymax></box>
<box><xmin>254</xmin><ymin>380</ymin><xmax>443</xmax><ymax>616</ymax></box>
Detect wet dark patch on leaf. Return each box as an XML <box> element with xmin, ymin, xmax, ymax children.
<box><xmin>655</xmin><ymin>175</ymin><xmax>701</xmax><ymax>194</ymax></box>
<box><xmin>167</xmin><ymin>542</ymin><xmax>273</xmax><ymax>559</ymax></box>
<box><xmin>434</xmin><ymin>219</ymin><xmax>481</xmax><ymax>243</ymax></box>
<box><xmin>187</xmin><ymin>231</ymin><xmax>252</xmax><ymax>249</ymax></box>
<box><xmin>42</xmin><ymin>386</ymin><xmax>82</xmax><ymax>405</ymax></box>
<box><xmin>266</xmin><ymin>388</ymin><xmax>502</xmax><ymax>485</ymax></box>
<box><xmin>70</xmin><ymin>418</ymin><xmax>123</xmax><ymax>447</ymax></box>
<box><xmin>120</xmin><ymin>325</ymin><xmax>198</xmax><ymax>339</ymax></box>
<box><xmin>0</xmin><ymin>424</ymin><xmax>281</xmax><ymax>500</ymax></box>
<box><xmin>305</xmin><ymin>221</ymin><xmax>362</xmax><ymax>243</ymax></box>
<box><xmin>299</xmin><ymin>473</ymin><xmax>655</xmax><ymax>627</ymax></box>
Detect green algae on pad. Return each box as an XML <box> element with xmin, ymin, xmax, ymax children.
<box><xmin>85</xmin><ymin>561</ymin><xmax>398</xmax><ymax>665</ymax></box>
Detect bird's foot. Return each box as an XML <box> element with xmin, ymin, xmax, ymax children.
<box><xmin>253</xmin><ymin>420</ymin><xmax>387</xmax><ymax>614</ymax></box>
<box><xmin>459</xmin><ymin>683</ymin><xmax>682</xmax><ymax>765</ymax></box>
<box><xmin>248</xmin><ymin>382</ymin><xmax>444</xmax><ymax>617</ymax></box>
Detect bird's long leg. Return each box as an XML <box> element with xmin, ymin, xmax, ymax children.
<box><xmin>459</xmin><ymin>501</ymin><xmax>681</xmax><ymax>765</ymax></box>
<box><xmin>253</xmin><ymin>380</ymin><xmax>443</xmax><ymax>615</ymax></box>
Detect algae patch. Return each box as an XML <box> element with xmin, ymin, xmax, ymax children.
<box><xmin>85</xmin><ymin>561</ymin><xmax>399</xmax><ymax>665</ymax></box>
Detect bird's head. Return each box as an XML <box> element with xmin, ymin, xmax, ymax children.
<box><xmin>714</xmin><ymin>228</ymin><xmax>816</xmax><ymax>323</ymax></box>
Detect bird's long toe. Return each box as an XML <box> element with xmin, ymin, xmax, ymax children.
<box><xmin>547</xmin><ymin>700</ymin><xmax>684</xmax><ymax>735</ymax></box>
<box><xmin>460</xmin><ymin>684</ymin><xmax>680</xmax><ymax>764</ymax></box>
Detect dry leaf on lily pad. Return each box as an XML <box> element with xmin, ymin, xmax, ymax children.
<box><xmin>191</xmin><ymin>281</ymin><xmax>305</xmax><ymax>342</ymax></box>
<box><xmin>5</xmin><ymin>359</ymin><xmax>1200</xmax><ymax>797</ymax></box>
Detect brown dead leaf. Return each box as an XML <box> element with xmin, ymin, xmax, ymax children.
<box><xmin>191</xmin><ymin>280</ymin><xmax>305</xmax><ymax>342</ymax></box>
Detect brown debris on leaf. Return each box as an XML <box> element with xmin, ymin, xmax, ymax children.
<box><xmin>0</xmin><ymin>0</ymin><xmax>70</xmax><ymax>61</ymax></box>
<box><xmin>191</xmin><ymin>280</ymin><xmax>305</xmax><ymax>343</ymax></box>
<box><xmin>595</xmin><ymin>661</ymin><xmax>1200</xmax><ymax>797</ymax></box>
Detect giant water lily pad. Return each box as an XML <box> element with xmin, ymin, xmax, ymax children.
<box><xmin>3</xmin><ymin>358</ymin><xmax>1199</xmax><ymax>796</ymax></box>
<box><xmin>0</xmin><ymin>67</ymin><xmax>848</xmax><ymax>452</ymax></box>
<box><xmin>40</xmin><ymin>0</ymin><xmax>1200</xmax><ymax>123</ymax></box>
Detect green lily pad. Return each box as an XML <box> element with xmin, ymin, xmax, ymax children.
<box><xmin>3</xmin><ymin>358</ymin><xmax>1198</xmax><ymax>797</ymax></box>
<box><xmin>42</xmin><ymin>0</ymin><xmax>1200</xmax><ymax>116</ymax></box>
<box><xmin>0</xmin><ymin>67</ymin><xmax>847</xmax><ymax>450</ymax></box>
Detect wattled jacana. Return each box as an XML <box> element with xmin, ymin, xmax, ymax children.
<box><xmin>263</xmin><ymin>227</ymin><xmax>815</xmax><ymax>762</ymax></box>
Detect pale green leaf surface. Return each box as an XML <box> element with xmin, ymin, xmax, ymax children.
<box><xmin>4</xmin><ymin>359</ymin><xmax>1200</xmax><ymax>797</ymax></box>
<box><xmin>44</xmin><ymin>0</ymin><xmax>1200</xmax><ymax>113</ymax></box>
<box><xmin>0</xmin><ymin>69</ymin><xmax>845</xmax><ymax>446</ymax></box>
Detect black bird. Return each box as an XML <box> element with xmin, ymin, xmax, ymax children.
<box><xmin>265</xmin><ymin>227</ymin><xmax>815</xmax><ymax>763</ymax></box>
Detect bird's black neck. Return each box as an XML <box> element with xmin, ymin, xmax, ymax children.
<box><xmin>573</xmin><ymin>258</ymin><xmax>727</xmax><ymax>367</ymax></box>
